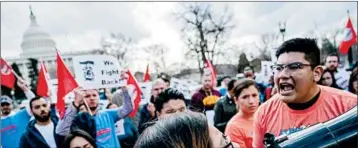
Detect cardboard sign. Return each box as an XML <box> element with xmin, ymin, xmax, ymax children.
<box><xmin>72</xmin><ymin>55</ymin><xmax>126</xmax><ymax>89</ymax></box>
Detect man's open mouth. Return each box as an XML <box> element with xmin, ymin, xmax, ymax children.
<box><xmin>279</xmin><ymin>83</ymin><xmax>295</xmax><ymax>96</ymax></box>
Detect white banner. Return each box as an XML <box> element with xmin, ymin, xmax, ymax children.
<box><xmin>261</xmin><ymin>61</ymin><xmax>274</xmax><ymax>83</ymax></box>
<box><xmin>72</xmin><ymin>55</ymin><xmax>126</xmax><ymax>89</ymax></box>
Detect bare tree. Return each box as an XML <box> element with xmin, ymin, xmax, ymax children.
<box><xmin>142</xmin><ymin>44</ymin><xmax>170</xmax><ymax>74</ymax></box>
<box><xmin>175</xmin><ymin>3</ymin><xmax>235</xmax><ymax>77</ymax></box>
<box><xmin>254</xmin><ymin>33</ymin><xmax>279</xmax><ymax>61</ymax></box>
<box><xmin>98</xmin><ymin>32</ymin><xmax>133</xmax><ymax>68</ymax></box>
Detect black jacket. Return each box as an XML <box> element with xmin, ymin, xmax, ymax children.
<box><xmin>213</xmin><ymin>94</ymin><xmax>237</xmax><ymax>133</ymax></box>
<box><xmin>19</xmin><ymin>107</ymin><xmax>64</xmax><ymax>148</ymax></box>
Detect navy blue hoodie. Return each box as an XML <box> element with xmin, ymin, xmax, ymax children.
<box><xmin>19</xmin><ymin>106</ymin><xmax>64</xmax><ymax>148</ymax></box>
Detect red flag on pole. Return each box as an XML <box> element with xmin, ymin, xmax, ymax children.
<box><xmin>339</xmin><ymin>17</ymin><xmax>357</xmax><ymax>54</ymax></box>
<box><xmin>143</xmin><ymin>64</ymin><xmax>150</xmax><ymax>82</ymax></box>
<box><xmin>37</xmin><ymin>61</ymin><xmax>50</xmax><ymax>97</ymax></box>
<box><xmin>205</xmin><ymin>59</ymin><xmax>217</xmax><ymax>87</ymax></box>
<box><xmin>56</xmin><ymin>51</ymin><xmax>79</xmax><ymax>118</ymax></box>
<box><xmin>126</xmin><ymin>70</ymin><xmax>141</xmax><ymax>117</ymax></box>
<box><xmin>1</xmin><ymin>58</ymin><xmax>16</xmax><ymax>89</ymax></box>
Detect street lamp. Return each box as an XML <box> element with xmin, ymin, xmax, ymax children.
<box><xmin>279</xmin><ymin>21</ymin><xmax>286</xmax><ymax>42</ymax></box>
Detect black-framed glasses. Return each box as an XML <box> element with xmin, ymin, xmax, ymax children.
<box><xmin>270</xmin><ymin>62</ymin><xmax>312</xmax><ymax>75</ymax></box>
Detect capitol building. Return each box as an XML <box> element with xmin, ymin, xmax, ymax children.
<box><xmin>5</xmin><ymin>8</ymin><xmax>95</xmax><ymax>84</ymax></box>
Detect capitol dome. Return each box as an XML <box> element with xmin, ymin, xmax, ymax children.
<box><xmin>21</xmin><ymin>8</ymin><xmax>56</xmax><ymax>57</ymax></box>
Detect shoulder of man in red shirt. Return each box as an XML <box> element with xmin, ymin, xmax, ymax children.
<box><xmin>252</xmin><ymin>85</ymin><xmax>357</xmax><ymax>148</ymax></box>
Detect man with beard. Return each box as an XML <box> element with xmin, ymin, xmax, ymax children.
<box><xmin>1</xmin><ymin>78</ymin><xmax>36</xmax><ymax>148</ymax></box>
<box><xmin>56</xmin><ymin>86</ymin><xmax>133</xmax><ymax>148</ymax></box>
<box><xmin>190</xmin><ymin>75</ymin><xmax>221</xmax><ymax>113</ymax></box>
<box><xmin>252</xmin><ymin>38</ymin><xmax>357</xmax><ymax>148</ymax></box>
<box><xmin>19</xmin><ymin>96</ymin><xmax>63</xmax><ymax>148</ymax></box>
<box><xmin>325</xmin><ymin>53</ymin><xmax>349</xmax><ymax>90</ymax></box>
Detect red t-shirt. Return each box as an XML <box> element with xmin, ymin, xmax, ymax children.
<box><xmin>225</xmin><ymin>113</ymin><xmax>254</xmax><ymax>148</ymax></box>
<box><xmin>253</xmin><ymin>85</ymin><xmax>357</xmax><ymax>148</ymax></box>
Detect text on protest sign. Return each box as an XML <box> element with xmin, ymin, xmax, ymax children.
<box><xmin>72</xmin><ymin>55</ymin><xmax>126</xmax><ymax>89</ymax></box>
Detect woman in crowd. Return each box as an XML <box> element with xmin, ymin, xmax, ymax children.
<box><xmin>348</xmin><ymin>68</ymin><xmax>357</xmax><ymax>94</ymax></box>
<box><xmin>107</xmin><ymin>103</ymin><xmax>139</xmax><ymax>148</ymax></box>
<box><xmin>225</xmin><ymin>78</ymin><xmax>260</xmax><ymax>148</ymax></box>
<box><xmin>63</xmin><ymin>129</ymin><xmax>97</xmax><ymax>148</ymax></box>
<box><xmin>318</xmin><ymin>69</ymin><xmax>342</xmax><ymax>89</ymax></box>
<box><xmin>134</xmin><ymin>111</ymin><xmax>238</xmax><ymax>148</ymax></box>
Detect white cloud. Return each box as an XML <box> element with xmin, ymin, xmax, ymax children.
<box><xmin>1</xmin><ymin>2</ymin><xmax>357</xmax><ymax>72</ymax></box>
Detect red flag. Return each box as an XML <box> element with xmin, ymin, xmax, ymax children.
<box><xmin>205</xmin><ymin>59</ymin><xmax>217</xmax><ymax>87</ymax></box>
<box><xmin>126</xmin><ymin>70</ymin><xmax>141</xmax><ymax>117</ymax></box>
<box><xmin>37</xmin><ymin>61</ymin><xmax>49</xmax><ymax>97</ymax></box>
<box><xmin>143</xmin><ymin>64</ymin><xmax>150</xmax><ymax>82</ymax></box>
<box><xmin>339</xmin><ymin>17</ymin><xmax>357</xmax><ymax>54</ymax></box>
<box><xmin>1</xmin><ymin>58</ymin><xmax>16</xmax><ymax>89</ymax></box>
<box><xmin>57</xmin><ymin>51</ymin><xmax>79</xmax><ymax>118</ymax></box>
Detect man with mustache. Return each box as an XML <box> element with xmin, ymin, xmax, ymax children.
<box><xmin>56</xmin><ymin>86</ymin><xmax>133</xmax><ymax>148</ymax></box>
<box><xmin>324</xmin><ymin>53</ymin><xmax>349</xmax><ymax>90</ymax></box>
<box><xmin>20</xmin><ymin>96</ymin><xmax>63</xmax><ymax>148</ymax></box>
<box><xmin>252</xmin><ymin>38</ymin><xmax>357</xmax><ymax>148</ymax></box>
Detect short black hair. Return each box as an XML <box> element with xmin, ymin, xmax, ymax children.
<box><xmin>63</xmin><ymin>129</ymin><xmax>97</xmax><ymax>148</ymax></box>
<box><xmin>325</xmin><ymin>53</ymin><xmax>340</xmax><ymax>63</ymax></box>
<box><xmin>154</xmin><ymin>88</ymin><xmax>186</xmax><ymax>113</ymax></box>
<box><xmin>227</xmin><ymin>79</ymin><xmax>237</xmax><ymax>91</ymax></box>
<box><xmin>276</xmin><ymin>38</ymin><xmax>320</xmax><ymax>68</ymax></box>
<box><xmin>29</xmin><ymin>96</ymin><xmax>46</xmax><ymax>110</ymax></box>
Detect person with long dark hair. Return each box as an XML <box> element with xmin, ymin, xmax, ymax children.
<box><xmin>225</xmin><ymin>78</ymin><xmax>260</xmax><ymax>148</ymax></box>
<box><xmin>348</xmin><ymin>68</ymin><xmax>358</xmax><ymax>94</ymax></box>
<box><xmin>318</xmin><ymin>69</ymin><xmax>342</xmax><ymax>90</ymax></box>
<box><xmin>134</xmin><ymin>111</ymin><xmax>238</xmax><ymax>148</ymax></box>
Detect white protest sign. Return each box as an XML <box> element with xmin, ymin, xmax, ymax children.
<box><xmin>115</xmin><ymin>119</ymin><xmax>125</xmax><ymax>136</ymax></box>
<box><xmin>72</xmin><ymin>55</ymin><xmax>126</xmax><ymax>89</ymax></box>
<box><xmin>170</xmin><ymin>77</ymin><xmax>192</xmax><ymax>100</ymax></box>
<box><xmin>261</xmin><ymin>61</ymin><xmax>274</xmax><ymax>83</ymax></box>
<box><xmin>139</xmin><ymin>82</ymin><xmax>152</xmax><ymax>105</ymax></box>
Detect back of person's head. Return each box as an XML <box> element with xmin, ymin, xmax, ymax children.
<box><xmin>155</xmin><ymin>88</ymin><xmax>186</xmax><ymax>113</ymax></box>
<box><xmin>276</xmin><ymin>38</ymin><xmax>320</xmax><ymax>68</ymax></box>
<box><xmin>70</xmin><ymin>112</ymin><xmax>96</xmax><ymax>139</ymax></box>
<box><xmin>63</xmin><ymin>129</ymin><xmax>97</xmax><ymax>148</ymax></box>
<box><xmin>134</xmin><ymin>111</ymin><xmax>212</xmax><ymax>148</ymax></box>
<box><xmin>227</xmin><ymin>79</ymin><xmax>237</xmax><ymax>92</ymax></box>
<box><xmin>233</xmin><ymin>78</ymin><xmax>258</xmax><ymax>98</ymax></box>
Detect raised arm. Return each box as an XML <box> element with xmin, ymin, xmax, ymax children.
<box><xmin>107</xmin><ymin>87</ymin><xmax>133</xmax><ymax>122</ymax></box>
<box><xmin>116</xmin><ymin>87</ymin><xmax>133</xmax><ymax>119</ymax></box>
<box><xmin>56</xmin><ymin>90</ymin><xmax>83</xmax><ymax>136</ymax></box>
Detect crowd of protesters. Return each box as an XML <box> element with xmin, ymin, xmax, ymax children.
<box><xmin>1</xmin><ymin>38</ymin><xmax>357</xmax><ymax>148</ymax></box>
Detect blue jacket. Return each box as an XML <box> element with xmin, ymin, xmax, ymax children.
<box><xmin>19</xmin><ymin>106</ymin><xmax>64</xmax><ymax>148</ymax></box>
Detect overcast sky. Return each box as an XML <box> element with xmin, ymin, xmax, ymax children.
<box><xmin>1</xmin><ymin>2</ymin><xmax>357</xmax><ymax>71</ymax></box>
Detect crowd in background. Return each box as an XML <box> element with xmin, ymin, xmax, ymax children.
<box><xmin>1</xmin><ymin>38</ymin><xmax>357</xmax><ymax>148</ymax></box>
